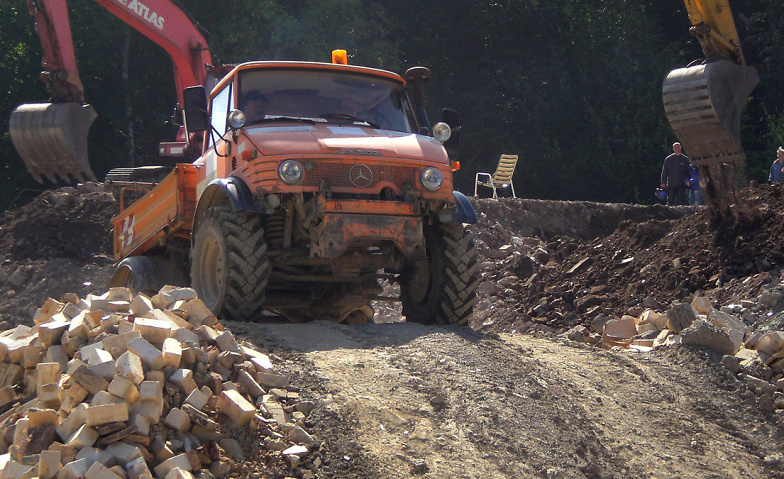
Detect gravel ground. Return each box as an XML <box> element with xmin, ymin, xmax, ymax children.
<box><xmin>3</xmin><ymin>183</ymin><xmax>784</xmax><ymax>477</ymax></box>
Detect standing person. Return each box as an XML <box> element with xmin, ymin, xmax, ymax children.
<box><xmin>686</xmin><ymin>163</ymin><xmax>703</xmax><ymax>206</ymax></box>
<box><xmin>769</xmin><ymin>146</ymin><xmax>784</xmax><ymax>183</ymax></box>
<box><xmin>660</xmin><ymin>142</ymin><xmax>690</xmax><ymax>206</ymax></box>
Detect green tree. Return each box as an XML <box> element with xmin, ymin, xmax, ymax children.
<box><xmin>0</xmin><ymin>1</ymin><xmax>47</xmax><ymax>209</ymax></box>
<box><xmin>1</xmin><ymin>0</ymin><xmax>781</xmax><ymax>210</ymax></box>
<box><xmin>390</xmin><ymin>0</ymin><xmax>687</xmax><ymax>202</ymax></box>
<box><xmin>735</xmin><ymin>0</ymin><xmax>784</xmax><ymax>181</ymax></box>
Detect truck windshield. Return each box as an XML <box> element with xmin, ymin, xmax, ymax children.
<box><xmin>238</xmin><ymin>68</ymin><xmax>417</xmax><ymax>132</ymax></box>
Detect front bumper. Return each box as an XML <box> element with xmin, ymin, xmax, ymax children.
<box><xmin>311</xmin><ymin>212</ymin><xmax>424</xmax><ymax>260</ymax></box>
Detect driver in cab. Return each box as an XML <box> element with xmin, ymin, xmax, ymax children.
<box><xmin>241</xmin><ymin>91</ymin><xmax>268</xmax><ymax>124</ymax></box>
<box><xmin>337</xmin><ymin>97</ymin><xmax>363</xmax><ymax>117</ymax></box>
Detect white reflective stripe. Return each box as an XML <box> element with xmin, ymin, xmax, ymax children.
<box><xmin>119</xmin><ymin>213</ymin><xmax>135</xmax><ymax>249</ymax></box>
<box><xmin>238</xmin><ymin>142</ymin><xmax>246</xmax><ymax>154</ymax></box>
<box><xmin>197</xmin><ymin>148</ymin><xmax>219</xmax><ymax>199</ymax></box>
<box><xmin>327</xmin><ymin>126</ymin><xmax>366</xmax><ymax>136</ymax></box>
<box><xmin>245</xmin><ymin>125</ymin><xmax>316</xmax><ymax>133</ymax></box>
<box><xmin>382</xmin><ymin>130</ymin><xmax>411</xmax><ymax>137</ymax></box>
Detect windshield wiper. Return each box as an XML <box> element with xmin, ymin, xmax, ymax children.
<box><xmin>248</xmin><ymin>116</ymin><xmax>317</xmax><ymax>125</ymax></box>
<box><xmin>319</xmin><ymin>114</ymin><xmax>380</xmax><ymax>129</ymax></box>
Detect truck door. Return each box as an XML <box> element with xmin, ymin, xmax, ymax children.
<box><xmin>200</xmin><ymin>81</ymin><xmax>235</xmax><ymax>192</ymax></box>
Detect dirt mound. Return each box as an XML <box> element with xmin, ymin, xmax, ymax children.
<box><xmin>469</xmin><ymin>184</ymin><xmax>784</xmax><ymax>334</ymax></box>
<box><xmin>470</xmin><ymin>198</ymin><xmax>690</xmax><ymax>248</ymax></box>
<box><xmin>0</xmin><ymin>183</ymin><xmax>117</xmax><ymax>261</ymax></box>
<box><xmin>0</xmin><ymin>183</ymin><xmax>118</xmax><ymax>325</ymax></box>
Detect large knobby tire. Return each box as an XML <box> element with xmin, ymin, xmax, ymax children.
<box><xmin>400</xmin><ymin>223</ymin><xmax>480</xmax><ymax>325</ymax></box>
<box><xmin>191</xmin><ymin>207</ymin><xmax>269</xmax><ymax>321</ymax></box>
<box><xmin>109</xmin><ymin>255</ymin><xmax>187</xmax><ymax>296</ymax></box>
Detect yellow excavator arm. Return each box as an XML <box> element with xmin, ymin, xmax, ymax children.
<box><xmin>662</xmin><ymin>0</ymin><xmax>758</xmax><ymax>214</ymax></box>
<box><xmin>683</xmin><ymin>0</ymin><xmax>746</xmax><ymax>64</ymax></box>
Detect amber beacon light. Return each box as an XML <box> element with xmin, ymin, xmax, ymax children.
<box><xmin>332</xmin><ymin>49</ymin><xmax>348</xmax><ymax>64</ymax></box>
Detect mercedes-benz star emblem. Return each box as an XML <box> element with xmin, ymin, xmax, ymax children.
<box><xmin>349</xmin><ymin>164</ymin><xmax>373</xmax><ymax>188</ymax></box>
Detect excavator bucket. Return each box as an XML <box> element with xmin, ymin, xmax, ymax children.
<box><xmin>663</xmin><ymin>60</ymin><xmax>758</xmax><ymax>167</ymax></box>
<box><xmin>662</xmin><ymin>60</ymin><xmax>758</xmax><ymax>213</ymax></box>
<box><xmin>9</xmin><ymin>102</ymin><xmax>98</xmax><ymax>184</ymax></box>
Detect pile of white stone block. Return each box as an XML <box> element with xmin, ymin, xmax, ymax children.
<box><xmin>0</xmin><ymin>286</ymin><xmax>315</xmax><ymax>479</ymax></box>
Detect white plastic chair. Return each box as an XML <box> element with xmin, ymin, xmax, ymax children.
<box><xmin>474</xmin><ymin>154</ymin><xmax>518</xmax><ymax>198</ymax></box>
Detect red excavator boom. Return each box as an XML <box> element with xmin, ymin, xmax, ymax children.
<box><xmin>10</xmin><ymin>0</ymin><xmax>213</xmax><ymax>183</ymax></box>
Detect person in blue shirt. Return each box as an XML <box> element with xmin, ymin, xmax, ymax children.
<box><xmin>769</xmin><ymin>147</ymin><xmax>784</xmax><ymax>183</ymax></box>
<box><xmin>685</xmin><ymin>163</ymin><xmax>703</xmax><ymax>206</ymax></box>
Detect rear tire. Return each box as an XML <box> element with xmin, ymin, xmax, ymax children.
<box><xmin>109</xmin><ymin>255</ymin><xmax>186</xmax><ymax>296</ymax></box>
<box><xmin>191</xmin><ymin>207</ymin><xmax>269</xmax><ymax>321</ymax></box>
<box><xmin>400</xmin><ymin>223</ymin><xmax>480</xmax><ymax>325</ymax></box>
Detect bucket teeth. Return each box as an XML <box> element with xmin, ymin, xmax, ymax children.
<box><xmin>9</xmin><ymin>102</ymin><xmax>98</xmax><ymax>184</ymax></box>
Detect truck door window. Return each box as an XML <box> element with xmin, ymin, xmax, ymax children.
<box><xmin>209</xmin><ymin>83</ymin><xmax>233</xmax><ymax>147</ymax></box>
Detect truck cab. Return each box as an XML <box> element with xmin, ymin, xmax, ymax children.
<box><xmin>194</xmin><ymin>61</ymin><xmax>457</xmax><ymax>220</ymax></box>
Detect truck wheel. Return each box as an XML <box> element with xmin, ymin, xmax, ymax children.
<box><xmin>109</xmin><ymin>255</ymin><xmax>179</xmax><ymax>296</ymax></box>
<box><xmin>191</xmin><ymin>207</ymin><xmax>269</xmax><ymax>321</ymax></box>
<box><xmin>400</xmin><ymin>223</ymin><xmax>479</xmax><ymax>325</ymax></box>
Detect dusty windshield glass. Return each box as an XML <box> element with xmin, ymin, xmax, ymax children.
<box><xmin>238</xmin><ymin>68</ymin><xmax>416</xmax><ymax>132</ymax></box>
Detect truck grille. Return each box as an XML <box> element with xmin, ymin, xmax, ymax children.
<box><xmin>303</xmin><ymin>162</ymin><xmax>417</xmax><ymax>189</ymax></box>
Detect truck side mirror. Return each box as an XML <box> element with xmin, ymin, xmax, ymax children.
<box><xmin>405</xmin><ymin>66</ymin><xmax>432</xmax><ymax>134</ymax></box>
<box><xmin>183</xmin><ymin>86</ymin><xmax>209</xmax><ymax>133</ymax></box>
<box><xmin>441</xmin><ymin>108</ymin><xmax>459</xmax><ymax>157</ymax></box>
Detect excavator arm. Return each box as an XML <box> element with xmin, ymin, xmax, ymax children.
<box><xmin>10</xmin><ymin>0</ymin><xmax>213</xmax><ymax>183</ymax></box>
<box><xmin>682</xmin><ymin>0</ymin><xmax>745</xmax><ymax>64</ymax></box>
<box><xmin>662</xmin><ymin>0</ymin><xmax>758</xmax><ymax>214</ymax></box>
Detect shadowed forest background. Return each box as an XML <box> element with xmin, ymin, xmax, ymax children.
<box><xmin>0</xmin><ymin>0</ymin><xmax>782</xmax><ymax>210</ymax></box>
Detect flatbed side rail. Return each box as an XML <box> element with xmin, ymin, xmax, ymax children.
<box><xmin>112</xmin><ymin>164</ymin><xmax>201</xmax><ymax>261</ymax></box>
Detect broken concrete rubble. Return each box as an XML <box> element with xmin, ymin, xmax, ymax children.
<box><xmin>559</xmin><ymin>282</ymin><xmax>784</xmax><ymax>416</ymax></box>
<box><xmin>0</xmin><ymin>286</ymin><xmax>314</xmax><ymax>478</ymax></box>
<box><xmin>681</xmin><ymin>320</ymin><xmax>741</xmax><ymax>356</ymax></box>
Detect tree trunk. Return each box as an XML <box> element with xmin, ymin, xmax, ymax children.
<box><xmin>121</xmin><ymin>26</ymin><xmax>135</xmax><ymax>167</ymax></box>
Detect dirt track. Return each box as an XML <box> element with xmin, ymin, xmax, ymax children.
<box><xmin>4</xmin><ymin>184</ymin><xmax>784</xmax><ymax>477</ymax></box>
<box><xmin>230</xmin><ymin>319</ymin><xmax>781</xmax><ymax>478</ymax></box>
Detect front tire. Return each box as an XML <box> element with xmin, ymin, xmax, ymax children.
<box><xmin>400</xmin><ymin>223</ymin><xmax>480</xmax><ymax>325</ymax></box>
<box><xmin>191</xmin><ymin>207</ymin><xmax>269</xmax><ymax>321</ymax></box>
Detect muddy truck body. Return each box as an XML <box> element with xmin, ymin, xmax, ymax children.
<box><xmin>109</xmin><ymin>60</ymin><xmax>481</xmax><ymax>324</ymax></box>
<box><xmin>9</xmin><ymin>0</ymin><xmax>480</xmax><ymax>324</ymax></box>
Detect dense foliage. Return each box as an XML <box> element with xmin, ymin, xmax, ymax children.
<box><xmin>1</xmin><ymin>0</ymin><xmax>781</xmax><ymax>209</ymax></box>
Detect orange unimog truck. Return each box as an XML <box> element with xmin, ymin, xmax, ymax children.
<box><xmin>108</xmin><ymin>54</ymin><xmax>481</xmax><ymax>325</ymax></box>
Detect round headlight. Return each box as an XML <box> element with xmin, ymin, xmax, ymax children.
<box><xmin>227</xmin><ymin>109</ymin><xmax>246</xmax><ymax>129</ymax></box>
<box><xmin>421</xmin><ymin>167</ymin><xmax>444</xmax><ymax>191</ymax></box>
<box><xmin>432</xmin><ymin>122</ymin><xmax>452</xmax><ymax>143</ymax></box>
<box><xmin>278</xmin><ymin>160</ymin><xmax>304</xmax><ymax>184</ymax></box>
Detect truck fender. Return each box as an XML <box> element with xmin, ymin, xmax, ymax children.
<box><xmin>192</xmin><ymin>177</ymin><xmax>258</xmax><ymax>234</ymax></box>
<box><xmin>439</xmin><ymin>191</ymin><xmax>477</xmax><ymax>224</ymax></box>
